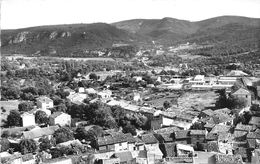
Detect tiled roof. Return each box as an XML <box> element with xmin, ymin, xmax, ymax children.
<box><xmin>232</xmin><ymin>88</ymin><xmax>250</xmax><ymax>95</ymax></box>
<box><xmin>233</xmin><ymin>131</ymin><xmax>247</xmax><ymax>139</ymax></box>
<box><xmin>247</xmin><ymin>131</ymin><xmax>260</xmax><ymax>139</ymax></box>
<box><xmin>249</xmin><ymin>116</ymin><xmax>260</xmax><ymax>126</ymax></box>
<box><xmin>23</xmin><ymin>126</ymin><xmax>59</xmax><ymax>139</ymax></box>
<box><xmin>174</xmin><ymin>130</ymin><xmax>190</xmax><ymax>139</ymax></box>
<box><xmin>154</xmin><ymin>127</ymin><xmax>180</xmax><ymax>134</ymax></box>
<box><xmin>210</xmin><ymin>125</ymin><xmax>231</xmax><ymax>134</ymax></box>
<box><xmin>36</xmin><ymin>96</ymin><xmax>53</xmax><ymax>103</ymax></box>
<box><xmin>201</xmin><ymin>109</ymin><xmax>215</xmax><ymax>116</ymax></box>
<box><xmin>214</xmin><ymin>154</ymin><xmax>244</xmax><ymax>164</ymax></box>
<box><xmin>207</xmin><ymin>141</ymin><xmax>218</xmax><ymax>152</ymax></box>
<box><xmin>235</xmin><ymin>123</ymin><xmax>254</xmax><ymax>132</ymax></box>
<box><xmin>190</xmin><ymin>130</ymin><xmax>206</xmax><ymax>136</ymax></box>
<box><xmin>98</xmin><ymin>133</ymin><xmax>128</xmax><ymax>146</ymax></box>
<box><xmin>50</xmin><ymin>112</ymin><xmax>70</xmax><ymax>119</ymax></box>
<box><xmin>124</xmin><ymin>133</ymin><xmax>136</xmax><ymax>143</ymax></box>
<box><xmin>160</xmin><ymin>133</ymin><xmax>174</xmax><ymax>142</ymax></box>
<box><xmin>206</xmin><ymin>133</ymin><xmax>218</xmax><ymax>141</ymax></box>
<box><xmin>247</xmin><ymin>139</ymin><xmax>257</xmax><ymax>149</ymax></box>
<box><xmin>141</xmin><ymin>133</ymin><xmax>158</xmax><ymax>144</ymax></box>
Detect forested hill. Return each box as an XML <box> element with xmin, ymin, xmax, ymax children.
<box><xmin>1</xmin><ymin>16</ymin><xmax>260</xmax><ymax>57</ymax></box>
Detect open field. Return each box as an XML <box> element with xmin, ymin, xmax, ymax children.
<box><xmin>144</xmin><ymin>91</ymin><xmax>218</xmax><ymax>111</ymax></box>
<box><xmin>0</xmin><ymin>100</ymin><xmax>20</xmax><ymax>126</ymax></box>
<box><xmin>176</xmin><ymin>91</ymin><xmax>218</xmax><ymax>111</ymax></box>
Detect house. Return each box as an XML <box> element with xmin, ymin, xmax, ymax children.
<box><xmin>174</xmin><ymin>130</ymin><xmax>190</xmax><ymax>144</ymax></box>
<box><xmin>21</xmin><ymin>112</ymin><xmax>35</xmax><ymax>127</ymax></box>
<box><xmin>231</xmin><ymin>88</ymin><xmax>252</xmax><ymax>107</ymax></box>
<box><xmin>98</xmin><ymin>90</ymin><xmax>112</xmax><ymax>99</ymax></box>
<box><xmin>249</xmin><ymin>116</ymin><xmax>260</xmax><ymax>127</ymax></box>
<box><xmin>97</xmin><ymin>133</ymin><xmax>129</xmax><ymax>152</ymax></box>
<box><xmin>113</xmin><ymin>151</ymin><xmax>136</xmax><ymax>164</ymax></box>
<box><xmin>1</xmin><ymin>153</ymin><xmax>35</xmax><ymax>164</ymax></box>
<box><xmin>218</xmin><ymin>132</ymin><xmax>234</xmax><ymax>155</ymax></box>
<box><xmin>49</xmin><ymin>112</ymin><xmax>71</xmax><ymax>126</ymax></box>
<box><xmin>214</xmin><ymin>154</ymin><xmax>244</xmax><ymax>164</ymax></box>
<box><xmin>67</xmin><ymin>93</ymin><xmax>87</xmax><ymax>104</ymax></box>
<box><xmin>190</xmin><ymin>130</ymin><xmax>207</xmax><ymax>146</ymax></box>
<box><xmin>141</xmin><ymin>133</ymin><xmax>163</xmax><ymax>164</ymax></box>
<box><xmin>227</xmin><ymin>70</ymin><xmax>249</xmax><ymax>77</ymax></box>
<box><xmin>36</xmin><ymin>96</ymin><xmax>53</xmax><ymax>110</ymax></box>
<box><xmin>22</xmin><ymin>125</ymin><xmax>59</xmax><ymax>141</ymax></box>
<box><xmin>151</xmin><ymin>111</ymin><xmax>194</xmax><ymax>130</ymax></box>
<box><xmin>209</xmin><ymin>125</ymin><xmax>231</xmax><ymax>134</ymax></box>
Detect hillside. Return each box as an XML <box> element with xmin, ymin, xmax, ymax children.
<box><xmin>113</xmin><ymin>16</ymin><xmax>260</xmax><ymax>47</ymax></box>
<box><xmin>1</xmin><ymin>16</ymin><xmax>260</xmax><ymax>57</ymax></box>
<box><xmin>1</xmin><ymin>23</ymin><xmax>141</xmax><ymax>56</ymax></box>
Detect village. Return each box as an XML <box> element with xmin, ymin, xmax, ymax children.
<box><xmin>1</xmin><ymin>55</ymin><xmax>260</xmax><ymax>164</ymax></box>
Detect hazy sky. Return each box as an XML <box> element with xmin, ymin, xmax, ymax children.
<box><xmin>1</xmin><ymin>0</ymin><xmax>260</xmax><ymax>29</ymax></box>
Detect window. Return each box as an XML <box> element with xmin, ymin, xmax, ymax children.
<box><xmin>245</xmin><ymin>95</ymin><xmax>248</xmax><ymax>98</ymax></box>
<box><xmin>119</xmin><ymin>143</ymin><xmax>122</xmax><ymax>146</ymax></box>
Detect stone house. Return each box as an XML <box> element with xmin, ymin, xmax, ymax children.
<box><xmin>49</xmin><ymin>112</ymin><xmax>71</xmax><ymax>126</ymax></box>
<box><xmin>231</xmin><ymin>88</ymin><xmax>252</xmax><ymax>107</ymax></box>
<box><xmin>21</xmin><ymin>112</ymin><xmax>35</xmax><ymax>127</ymax></box>
<box><xmin>36</xmin><ymin>96</ymin><xmax>53</xmax><ymax>110</ymax></box>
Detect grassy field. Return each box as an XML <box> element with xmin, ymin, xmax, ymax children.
<box><xmin>0</xmin><ymin>100</ymin><xmax>20</xmax><ymax>126</ymax></box>
<box><xmin>176</xmin><ymin>91</ymin><xmax>218</xmax><ymax>111</ymax></box>
<box><xmin>144</xmin><ymin>91</ymin><xmax>218</xmax><ymax>111</ymax></box>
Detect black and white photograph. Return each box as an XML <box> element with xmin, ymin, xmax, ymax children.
<box><xmin>0</xmin><ymin>0</ymin><xmax>260</xmax><ymax>163</ymax></box>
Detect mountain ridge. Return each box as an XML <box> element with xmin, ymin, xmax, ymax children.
<box><xmin>1</xmin><ymin>15</ymin><xmax>260</xmax><ymax>57</ymax></box>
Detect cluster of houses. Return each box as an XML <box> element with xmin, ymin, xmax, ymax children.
<box><xmin>1</xmin><ymin>68</ymin><xmax>260</xmax><ymax>164</ymax></box>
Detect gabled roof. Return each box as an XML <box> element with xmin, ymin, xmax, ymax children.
<box><xmin>154</xmin><ymin>126</ymin><xmax>180</xmax><ymax>134</ymax></box>
<box><xmin>235</xmin><ymin>123</ymin><xmax>254</xmax><ymax>132</ymax></box>
<box><xmin>174</xmin><ymin>130</ymin><xmax>190</xmax><ymax>139</ymax></box>
<box><xmin>141</xmin><ymin>133</ymin><xmax>158</xmax><ymax>144</ymax></box>
<box><xmin>210</xmin><ymin>125</ymin><xmax>231</xmax><ymax>134</ymax></box>
<box><xmin>232</xmin><ymin>88</ymin><xmax>250</xmax><ymax>95</ymax></box>
<box><xmin>23</xmin><ymin>126</ymin><xmax>59</xmax><ymax>139</ymax></box>
<box><xmin>50</xmin><ymin>112</ymin><xmax>69</xmax><ymax>119</ymax></box>
<box><xmin>249</xmin><ymin>116</ymin><xmax>260</xmax><ymax>126</ymax></box>
<box><xmin>214</xmin><ymin>154</ymin><xmax>244</xmax><ymax>164</ymax></box>
<box><xmin>36</xmin><ymin>96</ymin><xmax>53</xmax><ymax>103</ymax></box>
<box><xmin>227</xmin><ymin>70</ymin><xmax>248</xmax><ymax>77</ymax></box>
<box><xmin>190</xmin><ymin>130</ymin><xmax>206</xmax><ymax>136</ymax></box>
<box><xmin>98</xmin><ymin>133</ymin><xmax>129</xmax><ymax>146</ymax></box>
<box><xmin>247</xmin><ymin>131</ymin><xmax>260</xmax><ymax>139</ymax></box>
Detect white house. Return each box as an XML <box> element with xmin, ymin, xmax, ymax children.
<box><xmin>36</xmin><ymin>96</ymin><xmax>53</xmax><ymax>110</ymax></box>
<box><xmin>49</xmin><ymin>112</ymin><xmax>71</xmax><ymax>126</ymax></box>
<box><xmin>97</xmin><ymin>90</ymin><xmax>112</xmax><ymax>99</ymax></box>
<box><xmin>21</xmin><ymin>112</ymin><xmax>36</xmax><ymax>127</ymax></box>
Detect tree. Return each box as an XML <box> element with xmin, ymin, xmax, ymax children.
<box><xmin>18</xmin><ymin>102</ymin><xmax>34</xmax><ymax>112</ymax></box>
<box><xmin>89</xmin><ymin>73</ymin><xmax>98</xmax><ymax>80</ymax></box>
<box><xmin>229</xmin><ymin>96</ymin><xmax>248</xmax><ymax>110</ymax></box>
<box><xmin>163</xmin><ymin>101</ymin><xmax>171</xmax><ymax>110</ymax></box>
<box><xmin>6</xmin><ymin>110</ymin><xmax>22</xmax><ymax>127</ymax></box>
<box><xmin>53</xmin><ymin>127</ymin><xmax>74</xmax><ymax>144</ymax></box>
<box><xmin>19</xmin><ymin>139</ymin><xmax>37</xmax><ymax>154</ymax></box>
<box><xmin>122</xmin><ymin>122</ymin><xmax>137</xmax><ymax>136</ymax></box>
<box><xmin>39</xmin><ymin>137</ymin><xmax>54</xmax><ymax>151</ymax></box>
<box><xmin>35</xmin><ymin>110</ymin><xmax>49</xmax><ymax>125</ymax></box>
<box><xmin>0</xmin><ymin>138</ymin><xmax>10</xmax><ymax>152</ymax></box>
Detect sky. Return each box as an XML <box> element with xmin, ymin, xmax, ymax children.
<box><xmin>1</xmin><ymin>0</ymin><xmax>260</xmax><ymax>29</ymax></box>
